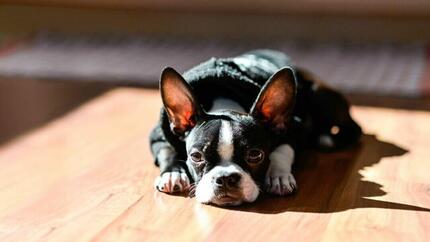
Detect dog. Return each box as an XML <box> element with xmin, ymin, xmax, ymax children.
<box><xmin>149</xmin><ymin>49</ymin><xmax>362</xmax><ymax>206</ymax></box>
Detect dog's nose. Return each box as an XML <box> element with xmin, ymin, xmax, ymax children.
<box><xmin>214</xmin><ymin>173</ymin><xmax>242</xmax><ymax>188</ymax></box>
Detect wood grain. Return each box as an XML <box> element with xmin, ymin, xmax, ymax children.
<box><xmin>0</xmin><ymin>88</ymin><xmax>428</xmax><ymax>242</ymax></box>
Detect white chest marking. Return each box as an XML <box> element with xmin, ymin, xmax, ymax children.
<box><xmin>217</xmin><ymin>120</ymin><xmax>234</xmax><ymax>162</ymax></box>
<box><xmin>318</xmin><ymin>135</ymin><xmax>334</xmax><ymax>148</ymax></box>
<box><xmin>209</xmin><ymin>97</ymin><xmax>245</xmax><ymax>113</ymax></box>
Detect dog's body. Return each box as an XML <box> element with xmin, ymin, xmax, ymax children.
<box><xmin>150</xmin><ymin>50</ymin><xmax>361</xmax><ymax>206</ymax></box>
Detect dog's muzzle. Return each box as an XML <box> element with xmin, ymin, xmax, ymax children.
<box><xmin>194</xmin><ymin>163</ymin><xmax>259</xmax><ymax>206</ymax></box>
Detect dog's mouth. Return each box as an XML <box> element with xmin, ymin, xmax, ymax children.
<box><xmin>211</xmin><ymin>192</ymin><xmax>244</xmax><ymax>206</ymax></box>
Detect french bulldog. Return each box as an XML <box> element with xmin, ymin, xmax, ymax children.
<box><xmin>149</xmin><ymin>49</ymin><xmax>362</xmax><ymax>206</ymax></box>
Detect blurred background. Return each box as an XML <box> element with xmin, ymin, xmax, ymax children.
<box><xmin>0</xmin><ymin>1</ymin><xmax>429</xmax><ymax>144</ymax></box>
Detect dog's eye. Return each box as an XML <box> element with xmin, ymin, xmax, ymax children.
<box><xmin>246</xmin><ymin>149</ymin><xmax>264</xmax><ymax>164</ymax></box>
<box><xmin>190</xmin><ymin>151</ymin><xmax>204</xmax><ymax>163</ymax></box>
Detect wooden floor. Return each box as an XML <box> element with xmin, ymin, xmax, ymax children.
<box><xmin>0</xmin><ymin>88</ymin><xmax>429</xmax><ymax>242</ymax></box>
<box><xmin>0</xmin><ymin>79</ymin><xmax>111</xmax><ymax>145</ymax></box>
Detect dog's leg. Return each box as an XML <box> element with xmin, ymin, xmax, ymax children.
<box><xmin>151</xmin><ymin>142</ymin><xmax>191</xmax><ymax>194</ymax></box>
<box><xmin>265</xmin><ymin>144</ymin><xmax>297</xmax><ymax>195</ymax></box>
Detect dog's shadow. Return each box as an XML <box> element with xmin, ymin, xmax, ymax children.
<box><xmin>232</xmin><ymin>134</ymin><xmax>430</xmax><ymax>214</ymax></box>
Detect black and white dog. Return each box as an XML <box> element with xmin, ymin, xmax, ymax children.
<box><xmin>149</xmin><ymin>50</ymin><xmax>361</xmax><ymax>206</ymax></box>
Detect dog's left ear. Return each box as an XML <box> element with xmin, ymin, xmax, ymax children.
<box><xmin>250</xmin><ymin>67</ymin><xmax>297</xmax><ymax>130</ymax></box>
<box><xmin>160</xmin><ymin>67</ymin><xmax>203</xmax><ymax>136</ymax></box>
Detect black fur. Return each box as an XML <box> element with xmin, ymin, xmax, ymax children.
<box><xmin>150</xmin><ymin>49</ymin><xmax>362</xmax><ymax>178</ymax></box>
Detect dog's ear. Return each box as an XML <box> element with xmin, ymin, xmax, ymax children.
<box><xmin>160</xmin><ymin>67</ymin><xmax>203</xmax><ymax>136</ymax></box>
<box><xmin>250</xmin><ymin>67</ymin><xmax>297</xmax><ymax>131</ymax></box>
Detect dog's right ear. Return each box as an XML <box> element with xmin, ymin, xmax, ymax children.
<box><xmin>160</xmin><ymin>67</ymin><xmax>203</xmax><ymax>136</ymax></box>
<box><xmin>250</xmin><ymin>67</ymin><xmax>297</xmax><ymax>131</ymax></box>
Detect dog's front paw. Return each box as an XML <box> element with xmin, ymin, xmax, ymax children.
<box><xmin>154</xmin><ymin>169</ymin><xmax>191</xmax><ymax>193</ymax></box>
<box><xmin>265</xmin><ymin>172</ymin><xmax>297</xmax><ymax>196</ymax></box>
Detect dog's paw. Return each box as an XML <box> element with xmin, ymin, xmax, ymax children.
<box><xmin>154</xmin><ymin>170</ymin><xmax>190</xmax><ymax>193</ymax></box>
<box><xmin>264</xmin><ymin>172</ymin><xmax>297</xmax><ymax>196</ymax></box>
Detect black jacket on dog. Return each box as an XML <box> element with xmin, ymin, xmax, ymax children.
<box><xmin>150</xmin><ymin>50</ymin><xmax>362</xmax><ymax>168</ymax></box>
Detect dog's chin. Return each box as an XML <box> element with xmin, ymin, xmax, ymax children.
<box><xmin>195</xmin><ymin>181</ymin><xmax>260</xmax><ymax>207</ymax></box>
<box><xmin>205</xmin><ymin>192</ymin><xmax>246</xmax><ymax>206</ymax></box>
<box><xmin>211</xmin><ymin>196</ymin><xmax>244</xmax><ymax>206</ymax></box>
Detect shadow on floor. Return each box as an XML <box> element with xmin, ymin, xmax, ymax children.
<box><xmin>0</xmin><ymin>79</ymin><xmax>112</xmax><ymax>145</ymax></box>
<box><xmin>232</xmin><ymin>134</ymin><xmax>430</xmax><ymax>214</ymax></box>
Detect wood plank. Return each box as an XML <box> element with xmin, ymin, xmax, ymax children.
<box><xmin>0</xmin><ymin>88</ymin><xmax>428</xmax><ymax>242</ymax></box>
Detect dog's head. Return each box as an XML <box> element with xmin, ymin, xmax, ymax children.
<box><xmin>160</xmin><ymin>67</ymin><xmax>297</xmax><ymax>206</ymax></box>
